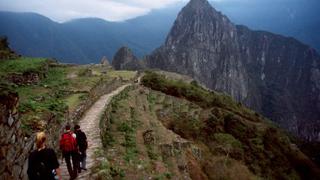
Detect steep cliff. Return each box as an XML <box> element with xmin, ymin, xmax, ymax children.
<box><xmin>146</xmin><ymin>0</ymin><xmax>320</xmax><ymax>141</ymax></box>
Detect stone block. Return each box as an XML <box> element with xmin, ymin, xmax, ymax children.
<box><xmin>11</xmin><ymin>134</ymin><xmax>16</xmax><ymax>144</ymax></box>
<box><xmin>13</xmin><ymin>164</ymin><xmax>22</xmax><ymax>179</ymax></box>
<box><xmin>159</xmin><ymin>144</ymin><xmax>174</xmax><ymax>158</ymax></box>
<box><xmin>143</xmin><ymin>130</ymin><xmax>155</xmax><ymax>145</ymax></box>
<box><xmin>0</xmin><ymin>159</ymin><xmax>6</xmax><ymax>173</ymax></box>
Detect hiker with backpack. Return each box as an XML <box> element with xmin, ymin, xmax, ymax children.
<box><xmin>27</xmin><ymin>132</ymin><xmax>61</xmax><ymax>180</ymax></box>
<box><xmin>74</xmin><ymin>125</ymin><xmax>88</xmax><ymax>172</ymax></box>
<box><xmin>60</xmin><ymin>124</ymin><xmax>79</xmax><ymax>180</ymax></box>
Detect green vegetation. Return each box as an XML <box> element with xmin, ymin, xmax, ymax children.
<box><xmin>64</xmin><ymin>93</ymin><xmax>86</xmax><ymax>111</ymax></box>
<box><xmin>0</xmin><ymin>58</ymin><xmax>47</xmax><ymax>76</ymax></box>
<box><xmin>0</xmin><ymin>58</ymin><xmax>134</xmax><ymax>135</ymax></box>
<box><xmin>142</xmin><ymin>71</ymin><xmax>259</xmax><ymax>119</ymax></box>
<box><xmin>140</xmin><ymin>72</ymin><xmax>320</xmax><ymax>179</ymax></box>
<box><xmin>142</xmin><ymin>71</ymin><xmax>229</xmax><ymax>108</ymax></box>
<box><xmin>108</xmin><ymin>70</ymin><xmax>137</xmax><ymax>81</ymax></box>
<box><xmin>97</xmin><ymin>71</ymin><xmax>320</xmax><ymax>179</ymax></box>
<box><xmin>40</xmin><ymin>67</ymin><xmax>68</xmax><ymax>88</ymax></box>
<box><xmin>101</xmin><ymin>86</ymin><xmax>140</xmax><ymax>163</ymax></box>
<box><xmin>213</xmin><ymin>133</ymin><xmax>244</xmax><ymax>159</ymax></box>
<box><xmin>93</xmin><ymin>158</ymin><xmax>126</xmax><ymax>179</ymax></box>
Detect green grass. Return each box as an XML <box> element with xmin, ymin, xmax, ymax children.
<box><xmin>214</xmin><ymin>133</ymin><xmax>243</xmax><ymax>151</ymax></box>
<box><xmin>40</xmin><ymin>67</ymin><xmax>69</xmax><ymax>88</ymax></box>
<box><xmin>0</xmin><ymin>58</ymin><xmax>47</xmax><ymax>76</ymax></box>
<box><xmin>108</xmin><ymin>70</ymin><xmax>137</xmax><ymax>81</ymax></box>
<box><xmin>64</xmin><ymin>93</ymin><xmax>86</xmax><ymax>110</ymax></box>
<box><xmin>68</xmin><ymin>76</ymin><xmax>102</xmax><ymax>91</ymax></box>
<box><xmin>142</xmin><ymin>71</ymin><xmax>227</xmax><ymax>108</ymax></box>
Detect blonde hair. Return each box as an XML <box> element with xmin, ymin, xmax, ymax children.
<box><xmin>36</xmin><ymin>132</ymin><xmax>46</xmax><ymax>149</ymax></box>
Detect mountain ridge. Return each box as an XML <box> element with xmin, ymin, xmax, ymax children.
<box><xmin>1</xmin><ymin>0</ymin><xmax>320</xmax><ymax>63</ymax></box>
<box><xmin>146</xmin><ymin>0</ymin><xmax>320</xmax><ymax>141</ymax></box>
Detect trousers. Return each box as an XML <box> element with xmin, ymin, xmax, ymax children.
<box><xmin>63</xmin><ymin>151</ymin><xmax>79</xmax><ymax>179</ymax></box>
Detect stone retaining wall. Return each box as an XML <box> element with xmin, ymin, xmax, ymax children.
<box><xmin>0</xmin><ymin>78</ymin><xmax>123</xmax><ymax>179</ymax></box>
<box><xmin>0</xmin><ymin>87</ymin><xmax>34</xmax><ymax>179</ymax></box>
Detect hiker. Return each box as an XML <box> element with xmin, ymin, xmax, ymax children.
<box><xmin>74</xmin><ymin>125</ymin><xmax>88</xmax><ymax>172</ymax></box>
<box><xmin>60</xmin><ymin>124</ymin><xmax>79</xmax><ymax>180</ymax></box>
<box><xmin>27</xmin><ymin>132</ymin><xmax>61</xmax><ymax>180</ymax></box>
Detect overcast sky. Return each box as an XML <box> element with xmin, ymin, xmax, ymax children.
<box><xmin>0</xmin><ymin>0</ymin><xmax>197</xmax><ymax>22</ymax></box>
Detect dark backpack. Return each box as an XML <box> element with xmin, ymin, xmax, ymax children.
<box><xmin>60</xmin><ymin>132</ymin><xmax>77</xmax><ymax>152</ymax></box>
<box><xmin>28</xmin><ymin>150</ymin><xmax>53</xmax><ymax>179</ymax></box>
<box><xmin>76</xmin><ymin>130</ymin><xmax>87</xmax><ymax>150</ymax></box>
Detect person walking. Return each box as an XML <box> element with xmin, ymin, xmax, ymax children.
<box><xmin>74</xmin><ymin>125</ymin><xmax>88</xmax><ymax>172</ymax></box>
<box><xmin>27</xmin><ymin>132</ymin><xmax>61</xmax><ymax>180</ymax></box>
<box><xmin>60</xmin><ymin>124</ymin><xmax>79</xmax><ymax>180</ymax></box>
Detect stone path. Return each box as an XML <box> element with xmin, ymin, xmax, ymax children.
<box><xmin>60</xmin><ymin>84</ymin><xmax>131</xmax><ymax>180</ymax></box>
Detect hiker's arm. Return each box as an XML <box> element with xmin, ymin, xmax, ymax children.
<box><xmin>56</xmin><ymin>168</ymin><xmax>62</xmax><ymax>180</ymax></box>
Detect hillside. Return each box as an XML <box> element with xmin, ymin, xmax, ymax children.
<box><xmin>146</xmin><ymin>0</ymin><xmax>320</xmax><ymax>142</ymax></box>
<box><xmin>97</xmin><ymin>72</ymin><xmax>320</xmax><ymax>179</ymax></box>
<box><xmin>1</xmin><ymin>52</ymin><xmax>319</xmax><ymax>179</ymax></box>
<box><xmin>0</xmin><ymin>54</ymin><xmax>138</xmax><ymax>179</ymax></box>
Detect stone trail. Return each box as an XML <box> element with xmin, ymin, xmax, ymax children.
<box><xmin>60</xmin><ymin>84</ymin><xmax>130</xmax><ymax>180</ymax></box>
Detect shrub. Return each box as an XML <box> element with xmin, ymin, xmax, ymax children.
<box><xmin>213</xmin><ymin>133</ymin><xmax>244</xmax><ymax>159</ymax></box>
<box><xmin>118</xmin><ymin>122</ymin><xmax>134</xmax><ymax>133</ymax></box>
<box><xmin>142</xmin><ymin>72</ymin><xmax>227</xmax><ymax>108</ymax></box>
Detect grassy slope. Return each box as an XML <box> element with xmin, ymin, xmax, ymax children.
<box><xmin>0</xmin><ymin>58</ymin><xmax>137</xmax><ymax>135</ymax></box>
<box><xmin>98</xmin><ymin>71</ymin><xmax>320</xmax><ymax>180</ymax></box>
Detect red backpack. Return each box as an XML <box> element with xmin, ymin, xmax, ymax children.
<box><xmin>60</xmin><ymin>132</ymin><xmax>77</xmax><ymax>153</ymax></box>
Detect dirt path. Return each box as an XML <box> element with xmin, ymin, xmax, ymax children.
<box><xmin>60</xmin><ymin>84</ymin><xmax>131</xmax><ymax>180</ymax></box>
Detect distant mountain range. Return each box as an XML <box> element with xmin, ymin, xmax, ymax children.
<box><xmin>0</xmin><ymin>9</ymin><xmax>177</xmax><ymax>64</ymax></box>
<box><xmin>0</xmin><ymin>0</ymin><xmax>319</xmax><ymax>64</ymax></box>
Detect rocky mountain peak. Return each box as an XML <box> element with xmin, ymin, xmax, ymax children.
<box><xmin>147</xmin><ymin>0</ymin><xmax>320</xmax><ymax>141</ymax></box>
<box><xmin>100</xmin><ymin>56</ymin><xmax>110</xmax><ymax>66</ymax></box>
<box><xmin>165</xmin><ymin>0</ymin><xmax>235</xmax><ymax>49</ymax></box>
<box><xmin>188</xmin><ymin>0</ymin><xmax>210</xmax><ymax>9</ymax></box>
<box><xmin>112</xmin><ymin>46</ymin><xmax>143</xmax><ymax>70</ymax></box>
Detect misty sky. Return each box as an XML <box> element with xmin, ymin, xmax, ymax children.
<box><xmin>0</xmin><ymin>0</ymin><xmax>239</xmax><ymax>22</ymax></box>
<box><xmin>0</xmin><ymin>0</ymin><xmax>189</xmax><ymax>22</ymax></box>
<box><xmin>0</xmin><ymin>0</ymin><xmax>319</xmax><ymax>23</ymax></box>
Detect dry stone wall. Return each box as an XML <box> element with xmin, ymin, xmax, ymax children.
<box><xmin>0</xmin><ymin>88</ymin><xmax>34</xmax><ymax>180</ymax></box>
<box><xmin>0</xmin><ymin>78</ymin><xmax>123</xmax><ymax>179</ymax></box>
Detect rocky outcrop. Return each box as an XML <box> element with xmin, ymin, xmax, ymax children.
<box><xmin>7</xmin><ymin>72</ymin><xmax>42</xmax><ymax>85</ymax></box>
<box><xmin>100</xmin><ymin>56</ymin><xmax>111</xmax><ymax>67</ymax></box>
<box><xmin>0</xmin><ymin>36</ymin><xmax>19</xmax><ymax>60</ymax></box>
<box><xmin>112</xmin><ymin>47</ymin><xmax>143</xmax><ymax>70</ymax></box>
<box><xmin>146</xmin><ymin>0</ymin><xmax>320</xmax><ymax>141</ymax></box>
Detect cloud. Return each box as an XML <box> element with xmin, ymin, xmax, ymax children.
<box><xmin>0</xmin><ymin>0</ymin><xmax>185</xmax><ymax>22</ymax></box>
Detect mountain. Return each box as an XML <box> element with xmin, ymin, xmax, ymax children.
<box><xmin>146</xmin><ymin>0</ymin><xmax>320</xmax><ymax>141</ymax></box>
<box><xmin>112</xmin><ymin>47</ymin><xmax>143</xmax><ymax>70</ymax></box>
<box><xmin>0</xmin><ymin>9</ymin><xmax>177</xmax><ymax>64</ymax></box>
<box><xmin>1</xmin><ymin>0</ymin><xmax>320</xmax><ymax>64</ymax></box>
<box><xmin>212</xmin><ymin>0</ymin><xmax>320</xmax><ymax>53</ymax></box>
